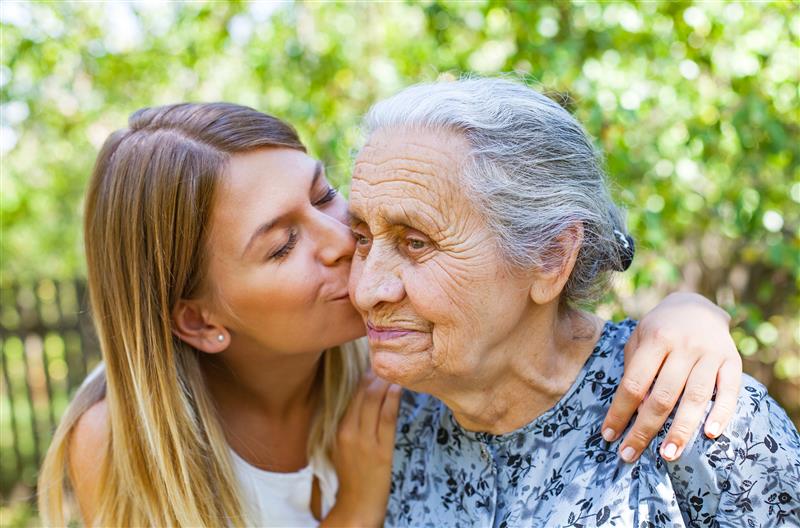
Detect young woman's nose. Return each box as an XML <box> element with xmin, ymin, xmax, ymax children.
<box><xmin>312</xmin><ymin>209</ymin><xmax>356</xmax><ymax>266</ymax></box>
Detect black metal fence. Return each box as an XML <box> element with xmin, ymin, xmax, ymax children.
<box><xmin>0</xmin><ymin>279</ymin><xmax>100</xmax><ymax>501</ymax></box>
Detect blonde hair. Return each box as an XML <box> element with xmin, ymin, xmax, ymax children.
<box><xmin>37</xmin><ymin>103</ymin><xmax>368</xmax><ymax>526</ymax></box>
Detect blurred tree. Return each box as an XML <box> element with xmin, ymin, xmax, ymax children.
<box><xmin>1</xmin><ymin>1</ymin><xmax>798</xmax><ymax>423</ymax></box>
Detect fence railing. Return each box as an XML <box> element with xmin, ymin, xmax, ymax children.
<box><xmin>0</xmin><ymin>279</ymin><xmax>101</xmax><ymax>501</ymax></box>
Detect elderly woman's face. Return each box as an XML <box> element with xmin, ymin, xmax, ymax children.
<box><xmin>348</xmin><ymin>127</ymin><xmax>535</xmax><ymax>390</ymax></box>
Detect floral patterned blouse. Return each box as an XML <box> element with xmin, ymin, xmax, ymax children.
<box><xmin>387</xmin><ymin>319</ymin><xmax>800</xmax><ymax>527</ymax></box>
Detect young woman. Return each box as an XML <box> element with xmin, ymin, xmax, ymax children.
<box><xmin>38</xmin><ymin>103</ymin><xmax>743</xmax><ymax>527</ymax></box>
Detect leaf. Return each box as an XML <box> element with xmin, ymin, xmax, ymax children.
<box><xmin>764</xmin><ymin>434</ymin><xmax>778</xmax><ymax>453</ymax></box>
<box><xmin>596</xmin><ymin>506</ymin><xmax>611</xmax><ymax>526</ymax></box>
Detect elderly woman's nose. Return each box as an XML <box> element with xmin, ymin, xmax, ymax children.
<box><xmin>313</xmin><ymin>210</ymin><xmax>355</xmax><ymax>265</ymax></box>
<box><xmin>353</xmin><ymin>249</ymin><xmax>405</xmax><ymax>310</ymax></box>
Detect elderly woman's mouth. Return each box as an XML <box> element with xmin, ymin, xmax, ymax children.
<box><xmin>366</xmin><ymin>322</ymin><xmax>426</xmax><ymax>343</ymax></box>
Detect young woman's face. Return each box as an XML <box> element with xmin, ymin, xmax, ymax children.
<box><xmin>205</xmin><ymin>148</ymin><xmax>365</xmax><ymax>355</ymax></box>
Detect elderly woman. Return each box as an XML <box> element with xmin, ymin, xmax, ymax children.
<box><xmin>348</xmin><ymin>79</ymin><xmax>800</xmax><ymax>527</ymax></box>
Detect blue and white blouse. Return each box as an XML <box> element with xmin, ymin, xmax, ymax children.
<box><xmin>387</xmin><ymin>319</ymin><xmax>800</xmax><ymax>527</ymax></box>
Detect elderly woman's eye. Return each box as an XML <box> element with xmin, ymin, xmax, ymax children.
<box><xmin>405</xmin><ymin>237</ymin><xmax>432</xmax><ymax>256</ymax></box>
<box><xmin>351</xmin><ymin>228</ymin><xmax>372</xmax><ymax>255</ymax></box>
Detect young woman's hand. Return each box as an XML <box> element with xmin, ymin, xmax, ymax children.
<box><xmin>601</xmin><ymin>292</ymin><xmax>742</xmax><ymax>463</ymax></box>
<box><xmin>322</xmin><ymin>372</ymin><xmax>402</xmax><ymax>527</ymax></box>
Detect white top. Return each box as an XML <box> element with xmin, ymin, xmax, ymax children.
<box><xmin>230</xmin><ymin>449</ymin><xmax>338</xmax><ymax>527</ymax></box>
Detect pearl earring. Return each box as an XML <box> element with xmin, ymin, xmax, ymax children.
<box><xmin>216</xmin><ymin>334</ymin><xmax>225</xmax><ymax>343</ymax></box>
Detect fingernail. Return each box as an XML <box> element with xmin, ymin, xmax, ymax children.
<box><xmin>621</xmin><ymin>446</ymin><xmax>636</xmax><ymax>462</ymax></box>
<box><xmin>662</xmin><ymin>442</ymin><xmax>678</xmax><ymax>460</ymax></box>
<box><xmin>706</xmin><ymin>421</ymin><xmax>721</xmax><ymax>437</ymax></box>
<box><xmin>602</xmin><ymin>428</ymin><xmax>616</xmax><ymax>442</ymax></box>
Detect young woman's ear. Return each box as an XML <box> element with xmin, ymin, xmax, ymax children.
<box><xmin>529</xmin><ymin>223</ymin><xmax>584</xmax><ymax>305</ymax></box>
<box><xmin>171</xmin><ymin>300</ymin><xmax>229</xmax><ymax>353</ymax></box>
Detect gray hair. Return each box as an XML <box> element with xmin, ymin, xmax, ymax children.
<box><xmin>362</xmin><ymin>77</ymin><xmax>632</xmax><ymax>305</ymax></box>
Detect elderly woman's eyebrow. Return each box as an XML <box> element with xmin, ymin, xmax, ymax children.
<box><xmin>348</xmin><ymin>202</ymin><xmax>443</xmax><ymax>236</ymax></box>
<box><xmin>347</xmin><ymin>209</ymin><xmax>364</xmax><ymax>228</ymax></box>
<box><xmin>384</xmin><ymin>210</ymin><xmax>434</xmax><ymax>231</ymax></box>
<box><xmin>378</xmin><ymin>206</ymin><xmax>445</xmax><ymax>238</ymax></box>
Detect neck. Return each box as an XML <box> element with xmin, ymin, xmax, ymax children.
<box><xmin>439</xmin><ymin>307</ymin><xmax>602</xmax><ymax>435</ymax></box>
<box><xmin>200</xmin><ymin>343</ymin><xmax>324</xmax><ymax>421</ymax></box>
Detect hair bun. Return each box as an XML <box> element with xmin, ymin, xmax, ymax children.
<box><xmin>613</xmin><ymin>229</ymin><xmax>635</xmax><ymax>271</ymax></box>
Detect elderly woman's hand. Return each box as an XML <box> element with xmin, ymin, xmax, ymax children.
<box><xmin>600</xmin><ymin>292</ymin><xmax>742</xmax><ymax>463</ymax></box>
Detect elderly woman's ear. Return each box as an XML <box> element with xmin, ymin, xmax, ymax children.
<box><xmin>529</xmin><ymin>223</ymin><xmax>584</xmax><ymax>305</ymax></box>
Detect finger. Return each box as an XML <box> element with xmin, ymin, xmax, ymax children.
<box><xmin>378</xmin><ymin>384</ymin><xmax>402</xmax><ymax>449</ymax></box>
<box><xmin>601</xmin><ymin>339</ymin><xmax>667</xmax><ymax>443</ymax></box>
<box><xmin>619</xmin><ymin>356</ymin><xmax>694</xmax><ymax>463</ymax></box>
<box><xmin>623</xmin><ymin>327</ymin><xmax>641</xmax><ymax>371</ymax></box>
<box><xmin>340</xmin><ymin>373</ymin><xmax>371</xmax><ymax>430</ymax></box>
<box><xmin>704</xmin><ymin>357</ymin><xmax>742</xmax><ymax>438</ymax></box>
<box><xmin>359</xmin><ymin>376</ymin><xmax>391</xmax><ymax>438</ymax></box>
<box><xmin>658</xmin><ymin>358</ymin><xmax>717</xmax><ymax>461</ymax></box>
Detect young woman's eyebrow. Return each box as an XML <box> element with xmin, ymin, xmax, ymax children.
<box><xmin>242</xmin><ymin>217</ymin><xmax>283</xmax><ymax>258</ymax></box>
<box><xmin>309</xmin><ymin>160</ymin><xmax>323</xmax><ymax>192</ymax></box>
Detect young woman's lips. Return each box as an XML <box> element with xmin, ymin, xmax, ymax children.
<box><xmin>366</xmin><ymin>322</ymin><xmax>420</xmax><ymax>342</ymax></box>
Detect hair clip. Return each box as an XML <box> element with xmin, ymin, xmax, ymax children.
<box><xmin>613</xmin><ymin>229</ymin><xmax>635</xmax><ymax>271</ymax></box>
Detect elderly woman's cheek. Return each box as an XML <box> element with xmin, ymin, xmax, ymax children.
<box><xmin>407</xmin><ymin>263</ymin><xmax>485</xmax><ymax>364</ymax></box>
<box><xmin>427</xmin><ymin>257</ymin><xmax>495</xmax><ymax>320</ymax></box>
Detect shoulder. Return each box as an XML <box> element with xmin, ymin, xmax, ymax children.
<box><xmin>664</xmin><ymin>374</ymin><xmax>800</xmax><ymax>473</ymax></box>
<box><xmin>69</xmin><ymin>398</ymin><xmax>109</xmax><ymax>521</ymax></box>
<box><xmin>662</xmin><ymin>375</ymin><xmax>800</xmax><ymax>524</ymax></box>
<box><xmin>70</xmin><ymin>398</ymin><xmax>109</xmax><ymax>460</ymax></box>
<box><xmin>717</xmin><ymin>374</ymin><xmax>800</xmax><ymax>479</ymax></box>
<box><xmin>568</xmin><ymin>319</ymin><xmax>635</xmax><ymax>403</ymax></box>
<box><xmin>600</xmin><ymin>318</ymin><xmax>638</xmax><ymax>352</ymax></box>
<box><xmin>582</xmin><ymin>318</ymin><xmax>637</xmax><ymax>371</ymax></box>
<box><xmin>703</xmin><ymin>375</ymin><xmax>799</xmax><ymax>466</ymax></box>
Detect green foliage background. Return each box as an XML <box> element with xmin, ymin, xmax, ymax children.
<box><xmin>0</xmin><ymin>0</ymin><xmax>798</xmax><ymax>518</ymax></box>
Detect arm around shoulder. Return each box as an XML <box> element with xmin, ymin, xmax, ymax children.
<box><xmin>68</xmin><ymin>398</ymin><xmax>109</xmax><ymax>525</ymax></box>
